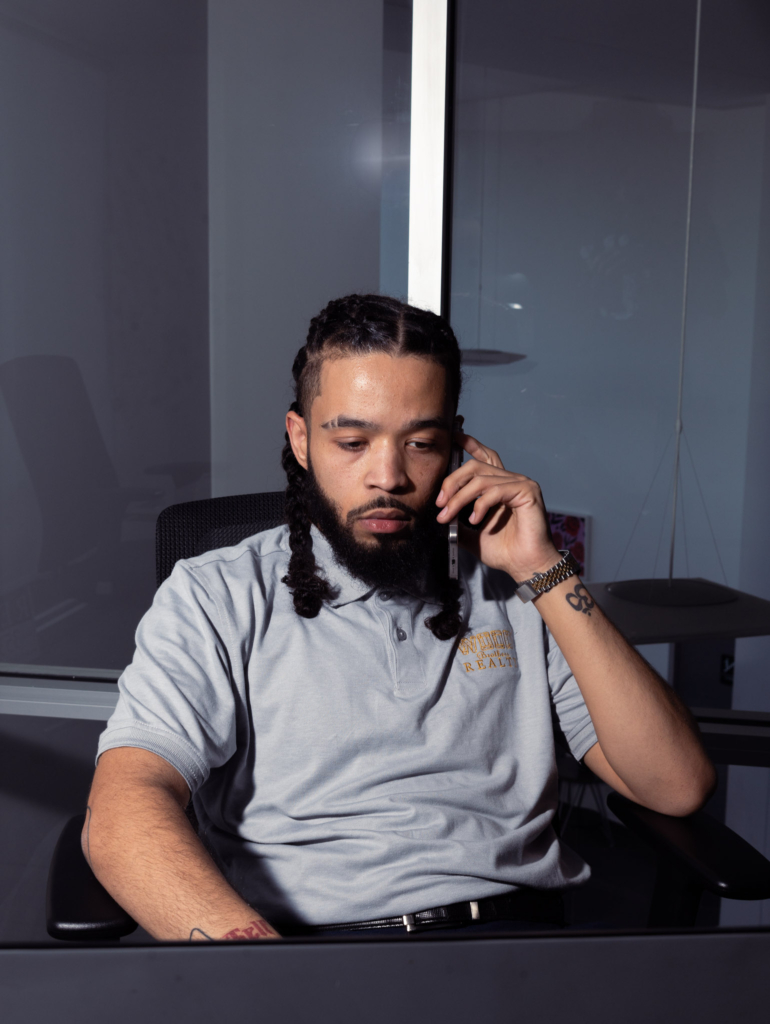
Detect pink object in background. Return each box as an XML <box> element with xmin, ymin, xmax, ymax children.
<box><xmin>547</xmin><ymin>512</ymin><xmax>588</xmax><ymax>576</ymax></box>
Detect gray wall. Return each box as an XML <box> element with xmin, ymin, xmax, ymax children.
<box><xmin>208</xmin><ymin>0</ymin><xmax>385</xmax><ymax>497</ymax></box>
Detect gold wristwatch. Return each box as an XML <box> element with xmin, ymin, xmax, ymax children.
<box><xmin>515</xmin><ymin>550</ymin><xmax>579</xmax><ymax>603</ymax></box>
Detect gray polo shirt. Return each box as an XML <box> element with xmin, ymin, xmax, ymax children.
<box><xmin>98</xmin><ymin>524</ymin><xmax>596</xmax><ymax>926</ymax></box>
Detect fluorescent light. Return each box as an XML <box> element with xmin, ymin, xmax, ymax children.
<box><xmin>407</xmin><ymin>0</ymin><xmax>448</xmax><ymax>314</ymax></box>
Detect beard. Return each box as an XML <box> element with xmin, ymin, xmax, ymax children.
<box><xmin>303</xmin><ymin>462</ymin><xmax>447</xmax><ymax>598</ymax></box>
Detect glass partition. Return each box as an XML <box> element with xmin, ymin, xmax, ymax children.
<box><xmin>450</xmin><ymin>0</ymin><xmax>770</xmax><ymax>926</ymax></box>
<box><xmin>0</xmin><ymin>0</ymin><xmax>210</xmax><ymax>672</ymax></box>
<box><xmin>0</xmin><ymin>0</ymin><xmax>410</xmax><ymax>675</ymax></box>
<box><xmin>451</xmin><ymin>0</ymin><xmax>770</xmax><ymax>677</ymax></box>
<box><xmin>0</xmin><ymin>0</ymin><xmax>410</xmax><ymax>943</ymax></box>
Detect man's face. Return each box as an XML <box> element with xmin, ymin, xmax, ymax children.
<box><xmin>286</xmin><ymin>353</ymin><xmax>453</xmax><ymax>558</ymax></box>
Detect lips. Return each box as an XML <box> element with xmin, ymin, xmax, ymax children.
<box><xmin>356</xmin><ymin>509</ymin><xmax>412</xmax><ymax>533</ymax></box>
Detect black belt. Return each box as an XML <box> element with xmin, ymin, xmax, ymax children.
<box><xmin>294</xmin><ymin>888</ymin><xmax>564</xmax><ymax>935</ymax></box>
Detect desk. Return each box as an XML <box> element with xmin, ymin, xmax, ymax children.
<box><xmin>1</xmin><ymin>928</ymin><xmax>768</xmax><ymax>1024</ymax></box>
<box><xmin>591</xmin><ymin>581</ymin><xmax>770</xmax><ymax>646</ymax></box>
<box><xmin>591</xmin><ymin>581</ymin><xmax>770</xmax><ymax>707</ymax></box>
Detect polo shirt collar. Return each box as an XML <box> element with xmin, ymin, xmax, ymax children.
<box><xmin>310</xmin><ymin>526</ymin><xmax>376</xmax><ymax>607</ymax></box>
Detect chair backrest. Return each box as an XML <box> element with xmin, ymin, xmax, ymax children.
<box><xmin>155</xmin><ymin>491</ymin><xmax>286</xmax><ymax>587</ymax></box>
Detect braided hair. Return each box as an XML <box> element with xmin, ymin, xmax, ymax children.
<box><xmin>281</xmin><ymin>294</ymin><xmax>464</xmax><ymax>640</ymax></box>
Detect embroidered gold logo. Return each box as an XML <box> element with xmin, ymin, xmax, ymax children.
<box><xmin>458</xmin><ymin>629</ymin><xmax>517</xmax><ymax>673</ymax></box>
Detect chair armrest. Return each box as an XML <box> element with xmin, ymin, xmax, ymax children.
<box><xmin>46</xmin><ymin>814</ymin><xmax>137</xmax><ymax>941</ymax></box>
<box><xmin>607</xmin><ymin>792</ymin><xmax>770</xmax><ymax>900</ymax></box>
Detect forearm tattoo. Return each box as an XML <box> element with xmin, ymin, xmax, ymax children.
<box><xmin>565</xmin><ymin>582</ymin><xmax>595</xmax><ymax>616</ymax></box>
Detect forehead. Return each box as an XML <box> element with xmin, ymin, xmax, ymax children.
<box><xmin>310</xmin><ymin>353</ymin><xmax>450</xmax><ymax>420</ymax></box>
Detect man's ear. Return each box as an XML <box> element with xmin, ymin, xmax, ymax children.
<box><xmin>286</xmin><ymin>410</ymin><xmax>309</xmax><ymax>470</ymax></box>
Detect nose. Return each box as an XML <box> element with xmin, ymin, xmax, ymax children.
<box><xmin>363</xmin><ymin>440</ymin><xmax>409</xmax><ymax>493</ymax></box>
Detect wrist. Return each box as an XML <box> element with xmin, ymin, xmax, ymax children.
<box><xmin>509</xmin><ymin>547</ymin><xmax>562</xmax><ymax>582</ymax></box>
<box><xmin>513</xmin><ymin>549</ymin><xmax>580</xmax><ymax>604</ymax></box>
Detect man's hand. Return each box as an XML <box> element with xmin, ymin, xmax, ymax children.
<box><xmin>189</xmin><ymin>919</ymin><xmax>280</xmax><ymax>941</ymax></box>
<box><xmin>436</xmin><ymin>429</ymin><xmax>715</xmax><ymax>817</ymax></box>
<box><xmin>436</xmin><ymin>430</ymin><xmax>559</xmax><ymax>580</ymax></box>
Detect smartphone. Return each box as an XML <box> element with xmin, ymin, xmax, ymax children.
<box><xmin>448</xmin><ymin>423</ymin><xmax>463</xmax><ymax>580</ymax></box>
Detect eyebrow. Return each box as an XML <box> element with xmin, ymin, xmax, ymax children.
<box><xmin>320</xmin><ymin>416</ymin><xmax>449</xmax><ymax>431</ymax></box>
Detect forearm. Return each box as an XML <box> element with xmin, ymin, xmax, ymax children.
<box><xmin>535</xmin><ymin>577</ymin><xmax>715</xmax><ymax>814</ymax></box>
<box><xmin>85</xmin><ymin>749</ymin><xmax>278</xmax><ymax>941</ymax></box>
<box><xmin>434</xmin><ymin>435</ymin><xmax>715</xmax><ymax>814</ymax></box>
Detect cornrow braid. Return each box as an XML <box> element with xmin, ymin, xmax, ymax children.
<box><xmin>282</xmin><ymin>294</ymin><xmax>464</xmax><ymax>640</ymax></box>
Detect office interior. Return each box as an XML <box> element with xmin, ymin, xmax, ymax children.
<box><xmin>0</xmin><ymin>0</ymin><xmax>769</xmax><ymax>976</ymax></box>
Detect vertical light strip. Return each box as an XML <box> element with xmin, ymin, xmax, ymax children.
<box><xmin>667</xmin><ymin>0</ymin><xmax>702</xmax><ymax>582</ymax></box>
<box><xmin>408</xmin><ymin>0</ymin><xmax>448</xmax><ymax>314</ymax></box>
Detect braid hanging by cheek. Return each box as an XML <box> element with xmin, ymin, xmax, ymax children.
<box><xmin>280</xmin><ymin>403</ymin><xmax>335</xmax><ymax>618</ymax></box>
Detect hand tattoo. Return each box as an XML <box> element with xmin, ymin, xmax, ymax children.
<box><xmin>189</xmin><ymin>918</ymin><xmax>277</xmax><ymax>942</ymax></box>
<box><xmin>220</xmin><ymin>918</ymin><xmax>278</xmax><ymax>940</ymax></box>
<box><xmin>566</xmin><ymin>582</ymin><xmax>595</xmax><ymax>616</ymax></box>
<box><xmin>189</xmin><ymin>918</ymin><xmax>277</xmax><ymax>941</ymax></box>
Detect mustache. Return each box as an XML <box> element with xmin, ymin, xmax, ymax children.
<box><xmin>346</xmin><ymin>496</ymin><xmax>419</xmax><ymax>524</ymax></box>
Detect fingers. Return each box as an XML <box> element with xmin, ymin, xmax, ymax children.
<box><xmin>466</xmin><ymin>483</ymin><xmax>522</xmax><ymax>526</ymax></box>
<box><xmin>457</xmin><ymin>431</ymin><xmax>504</xmax><ymax>469</ymax></box>
<box><xmin>437</xmin><ymin>464</ymin><xmax>509</xmax><ymax>518</ymax></box>
<box><xmin>438</xmin><ymin>457</ymin><xmax>529</xmax><ymax>510</ymax></box>
<box><xmin>437</xmin><ymin>472</ymin><xmax>540</xmax><ymax>525</ymax></box>
<box><xmin>436</xmin><ymin>473</ymin><xmax>498</xmax><ymax>522</ymax></box>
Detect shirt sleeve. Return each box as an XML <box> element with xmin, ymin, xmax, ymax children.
<box><xmin>544</xmin><ymin>624</ymin><xmax>597</xmax><ymax>761</ymax></box>
<box><xmin>97</xmin><ymin>561</ymin><xmax>237</xmax><ymax>794</ymax></box>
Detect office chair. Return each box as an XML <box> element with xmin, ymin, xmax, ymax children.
<box><xmin>46</xmin><ymin>492</ymin><xmax>770</xmax><ymax>940</ymax></box>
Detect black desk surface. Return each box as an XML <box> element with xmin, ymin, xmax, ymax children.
<box><xmin>2</xmin><ymin>928</ymin><xmax>769</xmax><ymax>1024</ymax></box>
<box><xmin>590</xmin><ymin>581</ymin><xmax>770</xmax><ymax>645</ymax></box>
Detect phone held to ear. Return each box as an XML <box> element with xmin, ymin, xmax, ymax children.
<box><xmin>448</xmin><ymin>422</ymin><xmax>463</xmax><ymax>580</ymax></box>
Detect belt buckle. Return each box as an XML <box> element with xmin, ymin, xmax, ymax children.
<box><xmin>402</xmin><ymin>900</ymin><xmax>481</xmax><ymax>933</ymax></box>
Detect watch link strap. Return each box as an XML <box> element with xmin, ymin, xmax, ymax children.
<box><xmin>515</xmin><ymin>550</ymin><xmax>579</xmax><ymax>603</ymax></box>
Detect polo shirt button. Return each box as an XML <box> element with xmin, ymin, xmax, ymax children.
<box><xmin>396</xmin><ymin>627</ymin><xmax>407</xmax><ymax>641</ymax></box>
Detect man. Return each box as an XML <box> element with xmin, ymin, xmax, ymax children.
<box><xmin>85</xmin><ymin>294</ymin><xmax>715</xmax><ymax>941</ymax></box>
